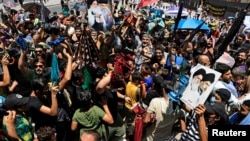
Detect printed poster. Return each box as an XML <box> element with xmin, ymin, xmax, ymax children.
<box><xmin>180</xmin><ymin>64</ymin><xmax>221</xmax><ymax>109</ymax></box>
<box><xmin>87</xmin><ymin>0</ymin><xmax>114</xmax><ymax>31</ymax></box>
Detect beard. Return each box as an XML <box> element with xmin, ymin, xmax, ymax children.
<box><xmin>91</xmin><ymin>35</ymin><xmax>97</xmax><ymax>40</ymax></box>
<box><xmin>142</xmin><ymin>43</ymin><xmax>148</xmax><ymax>47</ymax></box>
<box><xmin>190</xmin><ymin>79</ymin><xmax>200</xmax><ymax>91</ymax></box>
<box><xmin>76</xmin><ymin>34</ymin><xmax>81</xmax><ymax>40</ymax></box>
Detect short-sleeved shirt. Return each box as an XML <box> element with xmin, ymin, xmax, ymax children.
<box><xmin>144</xmin><ymin>97</ymin><xmax>185</xmax><ymax>140</ymax></box>
<box><xmin>3</xmin><ymin>115</ymin><xmax>33</xmax><ymax>141</ymax></box>
<box><xmin>125</xmin><ymin>82</ymin><xmax>140</xmax><ymax>109</ymax></box>
<box><xmin>180</xmin><ymin>111</ymin><xmax>200</xmax><ymax>141</ymax></box>
<box><xmin>28</xmin><ymin>96</ymin><xmax>57</xmax><ymax>131</ymax></box>
<box><xmin>72</xmin><ymin>105</ymin><xmax>106</xmax><ymax>138</ymax></box>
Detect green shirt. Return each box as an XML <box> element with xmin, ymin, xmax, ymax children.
<box><xmin>72</xmin><ymin>105</ymin><xmax>105</xmax><ymax>138</ymax></box>
<box><xmin>3</xmin><ymin>115</ymin><xmax>33</xmax><ymax>141</ymax></box>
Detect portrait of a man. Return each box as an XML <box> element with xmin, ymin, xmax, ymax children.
<box><xmin>198</xmin><ymin>73</ymin><xmax>215</xmax><ymax>95</ymax></box>
<box><xmin>181</xmin><ymin>65</ymin><xmax>221</xmax><ymax>109</ymax></box>
<box><xmin>190</xmin><ymin>68</ymin><xmax>206</xmax><ymax>92</ymax></box>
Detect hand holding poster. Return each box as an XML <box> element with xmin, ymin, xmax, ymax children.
<box><xmin>180</xmin><ymin>64</ymin><xmax>221</xmax><ymax>109</ymax></box>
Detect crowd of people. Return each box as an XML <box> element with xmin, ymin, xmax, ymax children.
<box><xmin>0</xmin><ymin>0</ymin><xmax>250</xmax><ymax>141</ymax></box>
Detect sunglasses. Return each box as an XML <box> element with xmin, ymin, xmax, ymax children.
<box><xmin>35</xmin><ymin>65</ymin><xmax>43</xmax><ymax>68</ymax></box>
<box><xmin>35</xmin><ymin>50</ymin><xmax>42</xmax><ymax>53</ymax></box>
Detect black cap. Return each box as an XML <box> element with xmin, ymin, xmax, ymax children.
<box><xmin>202</xmin><ymin>73</ymin><xmax>215</xmax><ymax>83</ymax></box>
<box><xmin>205</xmin><ymin>102</ymin><xmax>228</xmax><ymax>123</ymax></box>
<box><xmin>3</xmin><ymin>94</ymin><xmax>30</xmax><ymax>109</ymax></box>
<box><xmin>215</xmin><ymin>88</ymin><xmax>231</xmax><ymax>102</ymax></box>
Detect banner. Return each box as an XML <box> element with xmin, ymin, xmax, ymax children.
<box><xmin>207</xmin><ymin>2</ymin><xmax>227</xmax><ymax>17</ymax></box>
<box><xmin>137</xmin><ymin>0</ymin><xmax>159</xmax><ymax>8</ymax></box>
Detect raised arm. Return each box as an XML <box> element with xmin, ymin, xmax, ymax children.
<box><xmin>95</xmin><ymin>71</ymin><xmax>112</xmax><ymax>94</ymax></box>
<box><xmin>0</xmin><ymin>55</ymin><xmax>11</xmax><ymax>87</ymax></box>
<box><xmin>18</xmin><ymin>50</ymin><xmax>30</xmax><ymax>78</ymax></box>
<box><xmin>3</xmin><ymin>110</ymin><xmax>19</xmax><ymax>140</ymax></box>
<box><xmin>195</xmin><ymin>104</ymin><xmax>208</xmax><ymax>141</ymax></box>
<box><xmin>39</xmin><ymin>86</ymin><xmax>59</xmax><ymax>116</ymax></box>
<box><xmin>58</xmin><ymin>49</ymin><xmax>72</xmax><ymax>90</ymax></box>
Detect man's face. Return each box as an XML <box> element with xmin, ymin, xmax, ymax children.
<box><xmin>171</xmin><ymin>48</ymin><xmax>177</xmax><ymax>55</ymax></box>
<box><xmin>191</xmin><ymin>74</ymin><xmax>203</xmax><ymax>91</ymax></box>
<box><xmin>237</xmin><ymin>52</ymin><xmax>247</xmax><ymax>62</ymax></box>
<box><xmin>35</xmin><ymin>47</ymin><xmax>44</xmax><ymax>57</ymax></box>
<box><xmin>199</xmin><ymin>81</ymin><xmax>212</xmax><ymax>92</ymax></box>
<box><xmin>205</xmin><ymin>113</ymin><xmax>218</xmax><ymax>125</ymax></box>
<box><xmin>155</xmin><ymin>49</ymin><xmax>163</xmax><ymax>60</ymax></box>
<box><xmin>118</xmin><ymin>11</ymin><xmax>123</xmax><ymax>18</ymax></box>
<box><xmin>142</xmin><ymin>36</ymin><xmax>150</xmax><ymax>47</ymax></box>
<box><xmin>193</xmin><ymin>75</ymin><xmax>203</xmax><ymax>84</ymax></box>
<box><xmin>91</xmin><ymin>31</ymin><xmax>98</xmax><ymax>40</ymax></box>
<box><xmin>207</xmin><ymin>38</ymin><xmax>213</xmax><ymax>47</ymax></box>
<box><xmin>222</xmin><ymin>70</ymin><xmax>232</xmax><ymax>83</ymax></box>
<box><xmin>239</xmin><ymin>104</ymin><xmax>250</xmax><ymax>116</ymax></box>
<box><xmin>35</xmin><ymin>62</ymin><xmax>45</xmax><ymax>75</ymax></box>
<box><xmin>75</xmin><ymin>29</ymin><xmax>82</xmax><ymax>38</ymax></box>
<box><xmin>236</xmin><ymin>36</ymin><xmax>244</xmax><ymax>45</ymax></box>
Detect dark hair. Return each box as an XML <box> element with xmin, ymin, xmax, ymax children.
<box><xmin>32</xmin><ymin>77</ymin><xmax>49</xmax><ymax>91</ymax></box>
<box><xmin>93</xmin><ymin>66</ymin><xmax>106</xmax><ymax>79</ymax></box>
<box><xmin>214</xmin><ymin>63</ymin><xmax>231</xmax><ymax>75</ymax></box>
<box><xmin>237</xmin><ymin>34</ymin><xmax>245</xmax><ymax>40</ymax></box>
<box><xmin>243</xmin><ymin>100</ymin><xmax>250</xmax><ymax>107</ymax></box>
<box><xmin>24</xmin><ymin>21</ymin><xmax>34</xmax><ymax>30</ymax></box>
<box><xmin>141</xmin><ymin>63</ymin><xmax>151</xmax><ymax>74</ymax></box>
<box><xmin>72</xmin><ymin>69</ymin><xmax>84</xmax><ymax>83</ymax></box>
<box><xmin>155</xmin><ymin>46</ymin><xmax>164</xmax><ymax>53</ymax></box>
<box><xmin>75</xmin><ymin>26</ymin><xmax>82</xmax><ymax>31</ymax></box>
<box><xmin>33</xmin><ymin>58</ymin><xmax>46</xmax><ymax>66</ymax></box>
<box><xmin>131</xmin><ymin>72</ymin><xmax>143</xmax><ymax>82</ymax></box>
<box><xmin>237</xmin><ymin>48</ymin><xmax>247</xmax><ymax>55</ymax></box>
<box><xmin>77</xmin><ymin>90</ymin><xmax>92</xmax><ymax>109</ymax></box>
<box><xmin>36</xmin><ymin>126</ymin><xmax>55</xmax><ymax>141</ymax></box>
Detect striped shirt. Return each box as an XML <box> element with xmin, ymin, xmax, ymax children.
<box><xmin>180</xmin><ymin>111</ymin><xmax>200</xmax><ymax>141</ymax></box>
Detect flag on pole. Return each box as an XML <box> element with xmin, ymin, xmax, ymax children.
<box><xmin>137</xmin><ymin>0</ymin><xmax>159</xmax><ymax>8</ymax></box>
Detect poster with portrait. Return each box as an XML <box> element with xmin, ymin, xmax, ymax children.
<box><xmin>180</xmin><ymin>64</ymin><xmax>221</xmax><ymax>109</ymax></box>
<box><xmin>87</xmin><ymin>0</ymin><xmax>114</xmax><ymax>31</ymax></box>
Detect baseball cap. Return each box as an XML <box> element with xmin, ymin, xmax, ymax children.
<box><xmin>3</xmin><ymin>94</ymin><xmax>30</xmax><ymax>109</ymax></box>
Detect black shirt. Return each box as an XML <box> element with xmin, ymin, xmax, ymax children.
<box><xmin>28</xmin><ymin>96</ymin><xmax>57</xmax><ymax>131</ymax></box>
